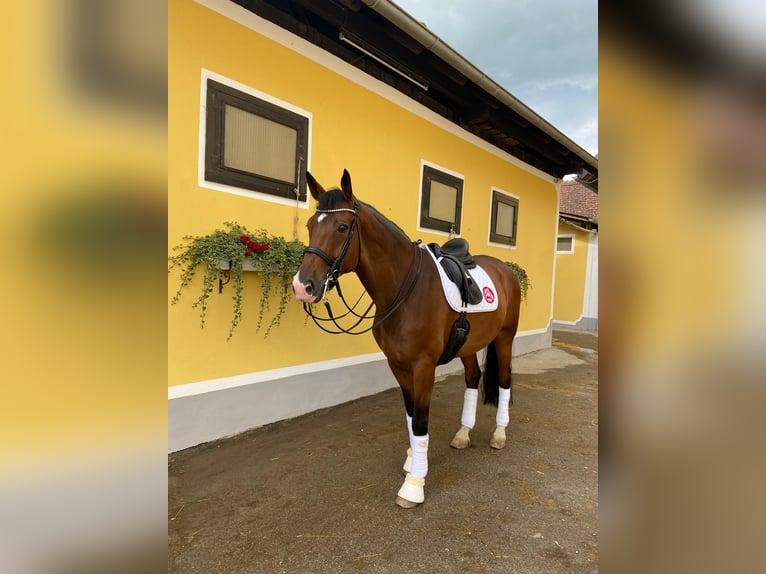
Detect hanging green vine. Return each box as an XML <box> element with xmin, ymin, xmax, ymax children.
<box><xmin>169</xmin><ymin>222</ymin><xmax>305</xmax><ymax>339</ymax></box>
<box><xmin>504</xmin><ymin>261</ymin><xmax>531</xmax><ymax>302</ymax></box>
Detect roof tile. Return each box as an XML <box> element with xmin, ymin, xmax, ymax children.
<box><xmin>560</xmin><ymin>179</ymin><xmax>598</xmax><ymax>221</ymax></box>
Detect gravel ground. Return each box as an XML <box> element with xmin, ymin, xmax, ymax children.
<box><xmin>169</xmin><ymin>330</ymin><xmax>598</xmax><ymax>573</ymax></box>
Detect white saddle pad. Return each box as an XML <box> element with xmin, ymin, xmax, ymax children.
<box><xmin>421</xmin><ymin>244</ymin><xmax>499</xmax><ymax>313</ymax></box>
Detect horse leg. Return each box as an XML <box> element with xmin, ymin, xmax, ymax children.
<box><xmin>388</xmin><ymin>362</ymin><xmax>420</xmax><ymax>506</ymax></box>
<box><xmin>489</xmin><ymin>332</ymin><xmax>514</xmax><ymax>450</ymax></box>
<box><xmin>394</xmin><ymin>361</ymin><xmax>435</xmax><ymax>508</ymax></box>
<box><xmin>399</xmin><ymin>385</ymin><xmax>415</xmax><ymax>476</ymax></box>
<box><xmin>450</xmin><ymin>354</ymin><xmax>481</xmax><ymax>449</ymax></box>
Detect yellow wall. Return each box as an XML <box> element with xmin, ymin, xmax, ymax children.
<box><xmin>553</xmin><ymin>222</ymin><xmax>591</xmax><ymax>322</ymax></box>
<box><xmin>169</xmin><ymin>0</ymin><xmax>558</xmax><ymax>387</ymax></box>
<box><xmin>1</xmin><ymin>2</ymin><xmax>166</xmax><ymax>461</ymax></box>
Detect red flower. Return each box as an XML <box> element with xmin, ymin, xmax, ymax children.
<box><xmin>240</xmin><ymin>235</ymin><xmax>250</xmax><ymax>243</ymax></box>
<box><xmin>243</xmin><ymin>240</ymin><xmax>270</xmax><ymax>254</ymax></box>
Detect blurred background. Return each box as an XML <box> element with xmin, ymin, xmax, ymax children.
<box><xmin>0</xmin><ymin>1</ymin><xmax>166</xmax><ymax>572</ymax></box>
<box><xmin>600</xmin><ymin>1</ymin><xmax>766</xmax><ymax>573</ymax></box>
<box><xmin>1</xmin><ymin>1</ymin><xmax>764</xmax><ymax>573</ymax></box>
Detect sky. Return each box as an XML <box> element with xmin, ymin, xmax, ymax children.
<box><xmin>394</xmin><ymin>0</ymin><xmax>598</xmax><ymax>157</ymax></box>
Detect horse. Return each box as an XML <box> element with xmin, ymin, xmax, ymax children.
<box><xmin>292</xmin><ymin>169</ymin><xmax>521</xmax><ymax>508</ymax></box>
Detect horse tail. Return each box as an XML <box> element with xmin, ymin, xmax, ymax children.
<box><xmin>482</xmin><ymin>340</ymin><xmax>500</xmax><ymax>406</ymax></box>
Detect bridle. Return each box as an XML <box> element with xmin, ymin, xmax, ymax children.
<box><xmin>301</xmin><ymin>201</ymin><xmax>361</xmax><ymax>300</ymax></box>
<box><xmin>300</xmin><ymin>201</ymin><xmax>423</xmax><ymax>335</ymax></box>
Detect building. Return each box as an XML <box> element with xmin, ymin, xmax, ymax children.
<box><xmin>169</xmin><ymin>0</ymin><xmax>599</xmax><ymax>451</ymax></box>
<box><xmin>553</xmin><ymin>178</ymin><xmax>598</xmax><ymax>331</ymax></box>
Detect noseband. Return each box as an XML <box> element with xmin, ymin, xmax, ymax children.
<box><xmin>302</xmin><ymin>201</ymin><xmax>360</xmax><ymax>299</ymax></box>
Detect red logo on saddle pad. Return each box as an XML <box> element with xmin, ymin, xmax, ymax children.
<box><xmin>482</xmin><ymin>286</ymin><xmax>495</xmax><ymax>304</ymax></box>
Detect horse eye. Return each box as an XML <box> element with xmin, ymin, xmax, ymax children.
<box><xmin>337</xmin><ymin>223</ymin><xmax>349</xmax><ymax>233</ymax></box>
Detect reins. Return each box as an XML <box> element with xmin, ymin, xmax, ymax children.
<box><xmin>301</xmin><ymin>203</ymin><xmax>423</xmax><ymax>335</ymax></box>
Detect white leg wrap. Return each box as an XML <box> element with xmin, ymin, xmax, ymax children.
<box><xmin>410</xmin><ymin>434</ymin><xmax>429</xmax><ymax>479</ymax></box>
<box><xmin>496</xmin><ymin>386</ymin><xmax>511</xmax><ymax>427</ymax></box>
<box><xmin>460</xmin><ymin>388</ymin><xmax>479</xmax><ymax>429</ymax></box>
<box><xmin>403</xmin><ymin>447</ymin><xmax>412</xmax><ymax>473</ymax></box>
<box><xmin>399</xmin><ymin>415</ymin><xmax>428</xmax><ymax>503</ymax></box>
<box><xmin>397</xmin><ymin>473</ymin><xmax>425</xmax><ymax>504</ymax></box>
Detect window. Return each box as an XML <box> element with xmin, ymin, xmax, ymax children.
<box><xmin>205</xmin><ymin>79</ymin><xmax>308</xmax><ymax>201</ymax></box>
<box><xmin>556</xmin><ymin>235</ymin><xmax>575</xmax><ymax>253</ymax></box>
<box><xmin>489</xmin><ymin>189</ymin><xmax>519</xmax><ymax>246</ymax></box>
<box><xmin>419</xmin><ymin>164</ymin><xmax>463</xmax><ymax>234</ymax></box>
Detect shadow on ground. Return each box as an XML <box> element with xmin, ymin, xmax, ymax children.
<box><xmin>169</xmin><ymin>330</ymin><xmax>598</xmax><ymax>573</ymax></box>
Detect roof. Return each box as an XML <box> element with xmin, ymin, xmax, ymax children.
<box><xmin>233</xmin><ymin>0</ymin><xmax>598</xmax><ymax>185</ymax></box>
<box><xmin>560</xmin><ymin>179</ymin><xmax>598</xmax><ymax>226</ymax></box>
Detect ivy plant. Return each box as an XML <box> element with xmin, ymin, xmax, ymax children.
<box><xmin>504</xmin><ymin>261</ymin><xmax>531</xmax><ymax>302</ymax></box>
<box><xmin>169</xmin><ymin>222</ymin><xmax>305</xmax><ymax>339</ymax></box>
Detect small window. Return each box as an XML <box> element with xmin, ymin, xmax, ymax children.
<box><xmin>556</xmin><ymin>235</ymin><xmax>575</xmax><ymax>253</ymax></box>
<box><xmin>205</xmin><ymin>79</ymin><xmax>308</xmax><ymax>201</ymax></box>
<box><xmin>420</xmin><ymin>164</ymin><xmax>463</xmax><ymax>234</ymax></box>
<box><xmin>489</xmin><ymin>189</ymin><xmax>519</xmax><ymax>246</ymax></box>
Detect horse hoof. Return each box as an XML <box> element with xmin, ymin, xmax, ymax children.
<box><xmin>490</xmin><ymin>426</ymin><xmax>507</xmax><ymax>449</ymax></box>
<box><xmin>395</xmin><ymin>496</ymin><xmax>421</xmax><ymax>509</ymax></box>
<box><xmin>450</xmin><ymin>426</ymin><xmax>471</xmax><ymax>449</ymax></box>
<box><xmin>450</xmin><ymin>435</ymin><xmax>470</xmax><ymax>449</ymax></box>
<box><xmin>489</xmin><ymin>437</ymin><xmax>506</xmax><ymax>449</ymax></box>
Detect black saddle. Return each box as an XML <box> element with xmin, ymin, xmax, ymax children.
<box><xmin>427</xmin><ymin>238</ymin><xmax>483</xmax><ymax>306</ymax></box>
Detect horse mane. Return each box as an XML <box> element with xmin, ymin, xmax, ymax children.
<box><xmin>360</xmin><ymin>201</ymin><xmax>411</xmax><ymax>242</ymax></box>
<box><xmin>317</xmin><ymin>189</ymin><xmax>411</xmax><ymax>242</ymax></box>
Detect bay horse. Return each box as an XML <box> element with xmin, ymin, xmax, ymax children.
<box><xmin>292</xmin><ymin>169</ymin><xmax>521</xmax><ymax>508</ymax></box>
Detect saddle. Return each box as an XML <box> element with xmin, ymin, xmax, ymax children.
<box><xmin>427</xmin><ymin>238</ymin><xmax>483</xmax><ymax>306</ymax></box>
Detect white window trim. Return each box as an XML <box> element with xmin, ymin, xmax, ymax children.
<box><xmin>416</xmin><ymin>160</ymin><xmax>465</xmax><ymax>237</ymax></box>
<box><xmin>487</xmin><ymin>186</ymin><xmax>519</xmax><ymax>250</ymax></box>
<box><xmin>198</xmin><ymin>68</ymin><xmax>312</xmax><ymax>208</ymax></box>
<box><xmin>556</xmin><ymin>234</ymin><xmax>576</xmax><ymax>254</ymax></box>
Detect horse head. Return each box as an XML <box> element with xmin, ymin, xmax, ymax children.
<box><xmin>293</xmin><ymin>169</ymin><xmax>360</xmax><ymax>303</ymax></box>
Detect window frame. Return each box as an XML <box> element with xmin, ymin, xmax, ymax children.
<box><xmin>488</xmin><ymin>188</ymin><xmax>519</xmax><ymax>247</ymax></box>
<box><xmin>418</xmin><ymin>163</ymin><xmax>464</xmax><ymax>235</ymax></box>
<box><xmin>556</xmin><ymin>234</ymin><xmax>576</xmax><ymax>254</ymax></box>
<box><xmin>203</xmin><ymin>76</ymin><xmax>309</xmax><ymax>203</ymax></box>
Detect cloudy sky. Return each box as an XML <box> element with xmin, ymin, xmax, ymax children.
<box><xmin>394</xmin><ymin>0</ymin><xmax>598</xmax><ymax>156</ymax></box>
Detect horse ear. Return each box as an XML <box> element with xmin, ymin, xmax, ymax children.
<box><xmin>340</xmin><ymin>169</ymin><xmax>353</xmax><ymax>201</ymax></box>
<box><xmin>306</xmin><ymin>171</ymin><xmax>325</xmax><ymax>200</ymax></box>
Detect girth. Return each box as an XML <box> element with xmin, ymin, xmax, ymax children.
<box><xmin>437</xmin><ymin>312</ymin><xmax>470</xmax><ymax>365</ymax></box>
<box><xmin>427</xmin><ymin>238</ymin><xmax>483</xmax><ymax>306</ymax></box>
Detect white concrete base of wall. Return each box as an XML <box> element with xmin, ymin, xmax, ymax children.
<box><xmin>168</xmin><ymin>326</ymin><xmax>552</xmax><ymax>453</ymax></box>
<box><xmin>552</xmin><ymin>317</ymin><xmax>598</xmax><ymax>331</ymax></box>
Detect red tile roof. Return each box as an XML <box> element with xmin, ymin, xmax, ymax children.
<box><xmin>560</xmin><ymin>179</ymin><xmax>598</xmax><ymax>221</ymax></box>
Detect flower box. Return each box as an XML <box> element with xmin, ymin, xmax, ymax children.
<box><xmin>169</xmin><ymin>222</ymin><xmax>305</xmax><ymax>339</ymax></box>
<box><xmin>218</xmin><ymin>259</ymin><xmax>276</xmax><ymax>272</ymax></box>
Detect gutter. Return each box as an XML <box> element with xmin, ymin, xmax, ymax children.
<box><xmin>560</xmin><ymin>217</ymin><xmax>598</xmax><ymax>234</ymax></box>
<box><xmin>362</xmin><ymin>0</ymin><xmax>597</xmax><ymax>174</ymax></box>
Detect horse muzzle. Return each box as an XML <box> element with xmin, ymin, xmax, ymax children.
<box><xmin>292</xmin><ymin>272</ymin><xmax>320</xmax><ymax>303</ymax></box>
